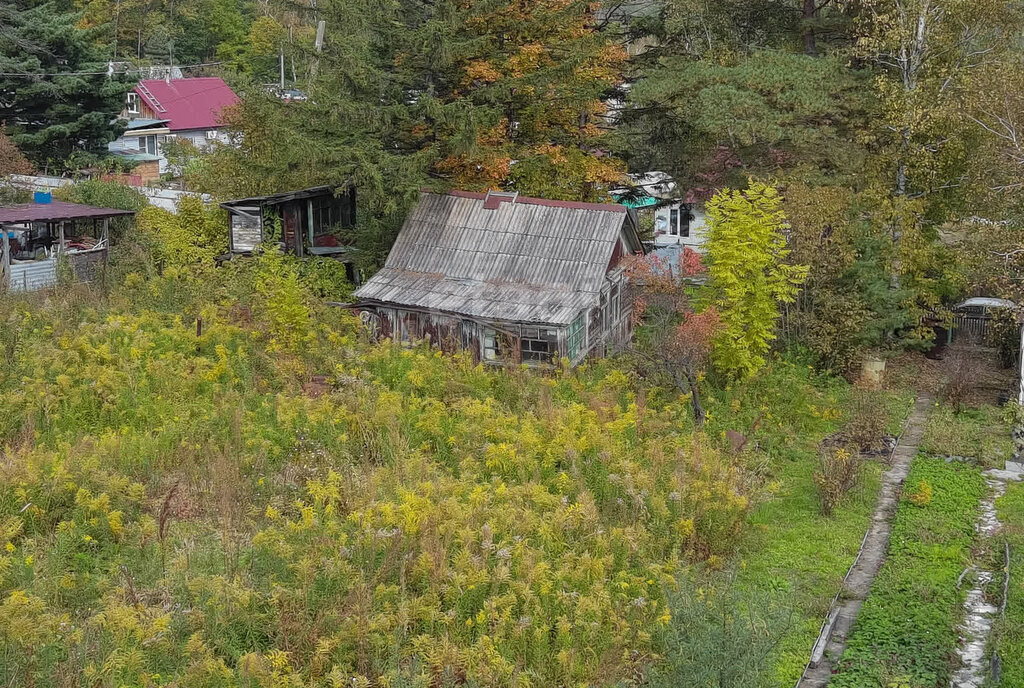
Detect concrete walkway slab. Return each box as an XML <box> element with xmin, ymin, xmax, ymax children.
<box><xmin>797</xmin><ymin>394</ymin><xmax>932</xmax><ymax>688</ymax></box>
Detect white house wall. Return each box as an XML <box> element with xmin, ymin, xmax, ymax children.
<box><xmin>653</xmin><ymin>202</ymin><xmax>708</xmax><ymax>251</ymax></box>
<box><xmin>107</xmin><ymin>128</ymin><xmax>230</xmax><ymax>174</ymax></box>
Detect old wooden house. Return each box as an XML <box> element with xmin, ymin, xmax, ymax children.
<box><xmin>353</xmin><ymin>190</ymin><xmax>644</xmax><ymax>367</ymax></box>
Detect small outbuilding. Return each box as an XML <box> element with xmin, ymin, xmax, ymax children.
<box><xmin>220</xmin><ymin>185</ymin><xmax>356</xmax><ymax>258</ymax></box>
<box><xmin>0</xmin><ymin>196</ymin><xmax>134</xmax><ymax>292</ymax></box>
<box><xmin>353</xmin><ymin>190</ymin><xmax>644</xmax><ymax>366</ymax></box>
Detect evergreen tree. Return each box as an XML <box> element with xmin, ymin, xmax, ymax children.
<box><xmin>386</xmin><ymin>0</ymin><xmax>627</xmax><ymax>200</ymax></box>
<box><xmin>0</xmin><ymin>1</ymin><xmax>132</xmax><ymax>171</ymax></box>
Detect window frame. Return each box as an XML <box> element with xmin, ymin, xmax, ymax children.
<box><xmin>669</xmin><ymin>207</ymin><xmax>679</xmax><ymax>236</ymax></box>
<box><xmin>482</xmin><ymin>328</ymin><xmax>499</xmax><ymax>361</ymax></box>
<box><xmin>680</xmin><ymin>204</ymin><xmax>691</xmax><ymax>238</ymax></box>
<box><xmin>136</xmin><ymin>134</ymin><xmax>157</xmax><ymax>156</ymax></box>
<box><xmin>126</xmin><ymin>92</ymin><xmax>140</xmax><ymax>115</ymax></box>
<box><xmin>521</xmin><ymin>337</ymin><xmax>553</xmax><ymax>363</ymax></box>
<box><xmin>566</xmin><ymin>313</ymin><xmax>585</xmax><ymax>358</ymax></box>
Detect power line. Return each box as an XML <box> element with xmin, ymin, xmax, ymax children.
<box><xmin>0</xmin><ymin>61</ymin><xmax>224</xmax><ymax>78</ymax></box>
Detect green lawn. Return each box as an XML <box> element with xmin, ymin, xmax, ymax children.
<box><xmin>921</xmin><ymin>403</ymin><xmax>1014</xmax><ymax>468</ymax></box>
<box><xmin>741</xmin><ymin>458</ymin><xmax>883</xmax><ymax>685</ymax></box>
<box><xmin>830</xmin><ymin>458</ymin><xmax>986</xmax><ymax>688</ymax></box>
<box><xmin>698</xmin><ymin>363</ymin><xmax>913</xmax><ymax>686</ymax></box>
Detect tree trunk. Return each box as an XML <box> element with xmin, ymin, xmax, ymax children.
<box><xmin>686</xmin><ymin>368</ymin><xmax>706</xmax><ymax>427</ymax></box>
<box><xmin>890</xmin><ymin>130</ymin><xmax>910</xmax><ymax>290</ymax></box>
<box><xmin>801</xmin><ymin>0</ymin><xmax>818</xmax><ymax>56</ymax></box>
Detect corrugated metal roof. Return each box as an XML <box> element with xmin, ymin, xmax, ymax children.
<box><xmin>220</xmin><ymin>185</ymin><xmax>339</xmax><ymax>209</ymax></box>
<box><xmin>355</xmin><ymin>191</ymin><xmax>635</xmax><ymax>325</ymax></box>
<box><xmin>124</xmin><ymin>118</ymin><xmax>170</xmax><ymax>130</ymax></box>
<box><xmin>0</xmin><ymin>200</ymin><xmax>136</xmax><ymax>224</ymax></box>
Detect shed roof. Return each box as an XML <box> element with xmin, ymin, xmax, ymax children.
<box><xmin>0</xmin><ymin>200</ymin><xmax>136</xmax><ymax>224</ymax></box>
<box><xmin>955</xmin><ymin>297</ymin><xmax>1017</xmax><ymax>310</ymax></box>
<box><xmin>135</xmin><ymin>78</ymin><xmax>239</xmax><ymax>131</ymax></box>
<box><xmin>220</xmin><ymin>185</ymin><xmax>340</xmax><ymax>210</ymax></box>
<box><xmin>354</xmin><ymin>190</ymin><xmax>641</xmax><ymax>325</ymax></box>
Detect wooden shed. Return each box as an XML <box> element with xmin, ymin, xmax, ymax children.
<box><xmin>353</xmin><ymin>190</ymin><xmax>644</xmax><ymax>367</ymax></box>
<box><xmin>221</xmin><ymin>185</ymin><xmax>356</xmax><ymax>258</ymax></box>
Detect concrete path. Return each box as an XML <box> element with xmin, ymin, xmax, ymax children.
<box><xmin>797</xmin><ymin>394</ymin><xmax>932</xmax><ymax>688</ymax></box>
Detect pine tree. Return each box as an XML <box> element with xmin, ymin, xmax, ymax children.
<box><xmin>0</xmin><ymin>1</ymin><xmax>132</xmax><ymax>171</ymax></box>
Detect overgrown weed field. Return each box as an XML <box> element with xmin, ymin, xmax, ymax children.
<box><xmin>0</xmin><ymin>253</ymin><xmax>908</xmax><ymax>687</ymax></box>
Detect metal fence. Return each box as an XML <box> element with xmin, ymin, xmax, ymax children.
<box><xmin>952</xmin><ymin>307</ymin><xmax>994</xmax><ymax>344</ymax></box>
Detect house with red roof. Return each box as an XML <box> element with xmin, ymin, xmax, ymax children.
<box><xmin>107</xmin><ymin>77</ymin><xmax>240</xmax><ymax>177</ymax></box>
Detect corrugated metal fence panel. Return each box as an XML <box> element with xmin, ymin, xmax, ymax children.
<box><xmin>9</xmin><ymin>259</ymin><xmax>57</xmax><ymax>292</ymax></box>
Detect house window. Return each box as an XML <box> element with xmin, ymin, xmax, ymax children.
<box><xmin>399</xmin><ymin>312</ymin><xmax>419</xmax><ymax>344</ymax></box>
<box><xmin>669</xmin><ymin>208</ymin><xmax>679</xmax><ymax>236</ymax></box>
<box><xmin>567</xmin><ymin>313</ymin><xmax>585</xmax><ymax>358</ymax></box>
<box><xmin>127</xmin><ymin>92</ymin><xmax>139</xmax><ymax>114</ymax></box>
<box><xmin>679</xmin><ymin>204</ymin><xmax>691</xmax><ymax>238</ymax></box>
<box><xmin>138</xmin><ymin>135</ymin><xmax>157</xmax><ymax>155</ymax></box>
<box><xmin>521</xmin><ymin>337</ymin><xmax>553</xmax><ymax>364</ymax></box>
<box><xmin>308</xmin><ymin>194</ymin><xmax>354</xmax><ymax>252</ymax></box>
<box><xmin>483</xmin><ymin>329</ymin><xmax>500</xmax><ymax>361</ymax></box>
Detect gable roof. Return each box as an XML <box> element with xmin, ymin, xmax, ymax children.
<box><xmin>354</xmin><ymin>190</ymin><xmax>642</xmax><ymax>325</ymax></box>
<box><xmin>134</xmin><ymin>78</ymin><xmax>239</xmax><ymax>131</ymax></box>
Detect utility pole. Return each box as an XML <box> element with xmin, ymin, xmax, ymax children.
<box><xmin>311</xmin><ymin>20</ymin><xmax>325</xmax><ymax>79</ymax></box>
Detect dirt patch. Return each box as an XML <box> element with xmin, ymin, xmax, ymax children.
<box><xmin>302</xmin><ymin>375</ymin><xmax>333</xmax><ymax>398</ymax></box>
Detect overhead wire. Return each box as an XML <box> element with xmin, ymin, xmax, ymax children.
<box><xmin>0</xmin><ymin>61</ymin><xmax>224</xmax><ymax>77</ymax></box>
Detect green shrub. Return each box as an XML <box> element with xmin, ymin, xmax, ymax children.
<box><xmin>814</xmin><ymin>445</ymin><xmax>861</xmax><ymax>516</ymax></box>
<box><xmin>845</xmin><ymin>386</ymin><xmax>889</xmax><ymax>452</ymax></box>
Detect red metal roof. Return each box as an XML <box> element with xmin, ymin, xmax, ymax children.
<box><xmin>0</xmin><ymin>200</ymin><xmax>136</xmax><ymax>224</ymax></box>
<box><xmin>134</xmin><ymin>78</ymin><xmax>239</xmax><ymax>132</ymax></box>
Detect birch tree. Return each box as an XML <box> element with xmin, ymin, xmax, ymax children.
<box><xmin>858</xmin><ymin>0</ymin><xmax>1016</xmax><ymax>264</ymax></box>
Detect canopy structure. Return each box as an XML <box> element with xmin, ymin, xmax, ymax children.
<box><xmin>0</xmin><ymin>200</ymin><xmax>135</xmax><ymax>225</ymax></box>
<box><xmin>1</xmin><ymin>199</ymin><xmax>135</xmax><ymax>292</ymax></box>
<box><xmin>954</xmin><ymin>297</ymin><xmax>1017</xmax><ymax>310</ymax></box>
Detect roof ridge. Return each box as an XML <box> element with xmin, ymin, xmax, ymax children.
<box><xmin>435</xmin><ymin>189</ymin><xmax>627</xmax><ymax>213</ymax></box>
